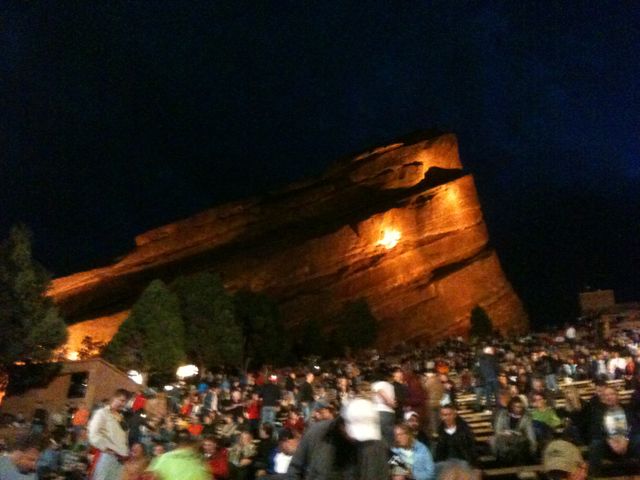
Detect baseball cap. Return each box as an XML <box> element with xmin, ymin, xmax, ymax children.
<box><xmin>341</xmin><ymin>398</ymin><xmax>381</xmax><ymax>442</ymax></box>
<box><xmin>404</xmin><ymin>411</ymin><xmax>419</xmax><ymax>421</ymax></box>
<box><xmin>543</xmin><ymin>440</ymin><xmax>585</xmax><ymax>473</ymax></box>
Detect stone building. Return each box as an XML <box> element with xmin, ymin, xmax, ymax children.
<box><xmin>0</xmin><ymin>358</ymin><xmax>139</xmax><ymax>421</ymax></box>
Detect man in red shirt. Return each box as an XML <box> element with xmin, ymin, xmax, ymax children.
<box><xmin>202</xmin><ymin>436</ymin><xmax>229</xmax><ymax>479</ymax></box>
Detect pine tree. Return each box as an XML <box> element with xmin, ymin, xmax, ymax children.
<box><xmin>469</xmin><ymin>305</ymin><xmax>493</xmax><ymax>339</ymax></box>
<box><xmin>234</xmin><ymin>290</ymin><xmax>291</xmax><ymax>368</ymax></box>
<box><xmin>332</xmin><ymin>299</ymin><xmax>379</xmax><ymax>353</ymax></box>
<box><xmin>297</xmin><ymin>318</ymin><xmax>328</xmax><ymax>358</ymax></box>
<box><xmin>103</xmin><ymin>279</ymin><xmax>185</xmax><ymax>375</ymax></box>
<box><xmin>0</xmin><ymin>225</ymin><xmax>67</xmax><ymax>390</ymax></box>
<box><xmin>172</xmin><ymin>272</ymin><xmax>243</xmax><ymax>368</ymax></box>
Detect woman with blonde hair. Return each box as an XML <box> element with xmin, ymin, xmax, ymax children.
<box><xmin>561</xmin><ymin>386</ymin><xmax>587</xmax><ymax>444</ymax></box>
<box><xmin>391</xmin><ymin>423</ymin><xmax>435</xmax><ymax>480</ymax></box>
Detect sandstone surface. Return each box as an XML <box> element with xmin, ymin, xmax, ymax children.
<box><xmin>49</xmin><ymin>131</ymin><xmax>528</xmax><ymax>348</ymax></box>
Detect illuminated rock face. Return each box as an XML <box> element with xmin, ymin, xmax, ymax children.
<box><xmin>50</xmin><ymin>131</ymin><xmax>527</xmax><ymax>347</ymax></box>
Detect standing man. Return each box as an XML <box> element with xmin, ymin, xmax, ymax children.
<box><xmin>299</xmin><ymin>372</ymin><xmax>316</xmax><ymax>423</ymax></box>
<box><xmin>478</xmin><ymin>346</ymin><xmax>499</xmax><ymax>411</ymax></box>
<box><xmin>203</xmin><ymin>384</ymin><xmax>219</xmax><ymax>416</ymax></box>
<box><xmin>287</xmin><ymin>398</ymin><xmax>389</xmax><ymax>480</ymax></box>
<box><xmin>391</xmin><ymin>367</ymin><xmax>408</xmax><ymax>422</ymax></box>
<box><xmin>88</xmin><ymin>388</ymin><xmax>130</xmax><ymax>480</ymax></box>
<box><xmin>371</xmin><ymin>369</ymin><xmax>396</xmax><ymax>446</ymax></box>
<box><xmin>260</xmin><ymin>374</ymin><xmax>281</xmax><ymax>426</ymax></box>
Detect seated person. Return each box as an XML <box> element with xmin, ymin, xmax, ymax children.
<box><xmin>121</xmin><ymin>442</ymin><xmax>149</xmax><ymax>480</ymax></box>
<box><xmin>0</xmin><ymin>434</ymin><xmax>42</xmax><ymax>480</ymax></box>
<box><xmin>228</xmin><ymin>430</ymin><xmax>257</xmax><ymax>480</ymax></box>
<box><xmin>558</xmin><ymin>387</ymin><xmax>587</xmax><ymax>445</ymax></box>
<box><xmin>434</xmin><ymin>405</ymin><xmax>477</xmax><ymax>468</ymax></box>
<box><xmin>491</xmin><ymin>397</ymin><xmax>537</xmax><ymax>465</ymax></box>
<box><xmin>282</xmin><ymin>410</ymin><xmax>305</xmax><ymax>437</ymax></box>
<box><xmin>36</xmin><ymin>438</ymin><xmax>62</xmax><ymax>479</ymax></box>
<box><xmin>404</xmin><ymin>411</ymin><xmax>431</xmax><ymax>449</ymax></box>
<box><xmin>216</xmin><ymin>413</ymin><xmax>240</xmax><ymax>447</ymax></box>
<box><xmin>390</xmin><ymin>424</ymin><xmax>435</xmax><ymax>480</ymax></box>
<box><xmin>542</xmin><ymin>439</ymin><xmax>588</xmax><ymax>480</ymax></box>
<box><xmin>258</xmin><ymin>428</ymin><xmax>299</xmax><ymax>478</ymax></box>
<box><xmin>589</xmin><ymin>386</ymin><xmax>640</xmax><ymax>474</ymax></box>
<box><xmin>530</xmin><ymin>392</ymin><xmax>563</xmax><ymax>448</ymax></box>
<box><xmin>528</xmin><ymin>377</ymin><xmax>555</xmax><ymax>408</ymax></box>
<box><xmin>253</xmin><ymin>423</ymin><xmax>277</xmax><ymax>476</ymax></box>
<box><xmin>202</xmin><ymin>435</ymin><xmax>229</xmax><ymax>480</ymax></box>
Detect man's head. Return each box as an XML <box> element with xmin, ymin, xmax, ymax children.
<box><xmin>130</xmin><ymin>442</ymin><xmax>145</xmax><ymax>459</ymax></box>
<box><xmin>440</xmin><ymin>405</ymin><xmax>457</xmax><ymax>428</ymax></box>
<box><xmin>532</xmin><ymin>393</ymin><xmax>547</xmax><ymax>410</ymax></box>
<box><xmin>306</xmin><ymin>372</ymin><xmax>315</xmax><ymax>383</ymax></box>
<box><xmin>110</xmin><ymin>389</ymin><xmax>130</xmax><ymax>412</ymax></box>
<box><xmin>202</xmin><ymin>436</ymin><xmax>219</xmax><ymax>456</ymax></box>
<box><xmin>279</xmin><ymin>429</ymin><xmax>300</xmax><ymax>455</ymax></box>
<box><xmin>594</xmin><ymin>374</ymin><xmax>608</xmax><ymax>398</ymax></box>
<box><xmin>341</xmin><ymin>398</ymin><xmax>381</xmax><ymax>442</ymax></box>
<box><xmin>175</xmin><ymin>429</ymin><xmax>198</xmax><ymax>449</ymax></box>
<box><xmin>532</xmin><ymin>377</ymin><xmax>545</xmax><ymax>391</ymax></box>
<box><xmin>602</xmin><ymin>386</ymin><xmax>619</xmax><ymax>408</ymax></box>
<box><xmin>543</xmin><ymin>440</ymin><xmax>587</xmax><ymax>480</ymax></box>
<box><xmin>312</xmin><ymin>402</ymin><xmax>335</xmax><ymax>421</ymax></box>
<box><xmin>394</xmin><ymin>424</ymin><xmax>414</xmax><ymax>448</ymax></box>
<box><xmin>508</xmin><ymin>397</ymin><xmax>525</xmax><ymax>416</ymax></box>
<box><xmin>259</xmin><ymin>422</ymin><xmax>274</xmax><ymax>440</ymax></box>
<box><xmin>404</xmin><ymin>411</ymin><xmax>420</xmax><ymax>431</ymax></box>
<box><xmin>152</xmin><ymin>442</ymin><xmax>166</xmax><ymax>457</ymax></box>
<box><xmin>391</xmin><ymin>367</ymin><xmax>404</xmax><ymax>383</ymax></box>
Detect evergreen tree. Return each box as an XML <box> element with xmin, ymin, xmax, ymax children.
<box><xmin>172</xmin><ymin>272</ymin><xmax>243</xmax><ymax>368</ymax></box>
<box><xmin>297</xmin><ymin>318</ymin><xmax>328</xmax><ymax>358</ymax></box>
<box><xmin>469</xmin><ymin>305</ymin><xmax>493</xmax><ymax>339</ymax></box>
<box><xmin>0</xmin><ymin>225</ymin><xmax>67</xmax><ymax>389</ymax></box>
<box><xmin>103</xmin><ymin>279</ymin><xmax>185</xmax><ymax>375</ymax></box>
<box><xmin>234</xmin><ymin>290</ymin><xmax>291</xmax><ymax>368</ymax></box>
<box><xmin>332</xmin><ymin>299</ymin><xmax>379</xmax><ymax>353</ymax></box>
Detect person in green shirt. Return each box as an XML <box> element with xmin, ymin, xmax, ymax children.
<box><xmin>147</xmin><ymin>430</ymin><xmax>211</xmax><ymax>480</ymax></box>
<box><xmin>531</xmin><ymin>393</ymin><xmax>563</xmax><ymax>429</ymax></box>
<box><xmin>530</xmin><ymin>392</ymin><xmax>563</xmax><ymax>449</ymax></box>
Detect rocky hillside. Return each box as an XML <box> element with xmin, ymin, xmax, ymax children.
<box><xmin>50</xmin><ymin>131</ymin><xmax>528</xmax><ymax>348</ymax></box>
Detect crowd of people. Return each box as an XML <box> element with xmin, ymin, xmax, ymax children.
<box><xmin>2</xmin><ymin>318</ymin><xmax>640</xmax><ymax>479</ymax></box>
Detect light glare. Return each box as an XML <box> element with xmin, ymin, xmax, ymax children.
<box><xmin>176</xmin><ymin>364</ymin><xmax>199</xmax><ymax>379</ymax></box>
<box><xmin>378</xmin><ymin>229</ymin><xmax>401</xmax><ymax>249</ymax></box>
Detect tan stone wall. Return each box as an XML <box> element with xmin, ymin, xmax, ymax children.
<box><xmin>0</xmin><ymin>359</ymin><xmax>139</xmax><ymax>422</ymax></box>
<box><xmin>579</xmin><ymin>289</ymin><xmax>615</xmax><ymax>314</ymax></box>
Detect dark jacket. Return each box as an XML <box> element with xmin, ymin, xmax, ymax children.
<box><xmin>434</xmin><ymin>417</ymin><xmax>478</xmax><ymax>466</ymax></box>
<box><xmin>261</xmin><ymin>383</ymin><xmax>282</xmax><ymax>407</ymax></box>
<box><xmin>299</xmin><ymin>382</ymin><xmax>315</xmax><ymax>403</ymax></box>
<box><xmin>287</xmin><ymin>419</ymin><xmax>389</xmax><ymax>480</ymax></box>
<box><xmin>478</xmin><ymin>354</ymin><xmax>498</xmax><ymax>383</ymax></box>
<box><xmin>589</xmin><ymin>403</ymin><xmax>638</xmax><ymax>441</ymax></box>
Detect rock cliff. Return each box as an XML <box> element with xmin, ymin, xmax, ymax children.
<box><xmin>50</xmin><ymin>131</ymin><xmax>528</xmax><ymax>348</ymax></box>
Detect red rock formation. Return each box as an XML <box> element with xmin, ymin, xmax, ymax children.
<box><xmin>50</xmin><ymin>131</ymin><xmax>527</xmax><ymax>348</ymax></box>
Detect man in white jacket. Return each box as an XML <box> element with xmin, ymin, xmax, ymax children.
<box><xmin>88</xmin><ymin>388</ymin><xmax>130</xmax><ymax>480</ymax></box>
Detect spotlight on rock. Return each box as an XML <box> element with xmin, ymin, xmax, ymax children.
<box><xmin>377</xmin><ymin>229</ymin><xmax>401</xmax><ymax>249</ymax></box>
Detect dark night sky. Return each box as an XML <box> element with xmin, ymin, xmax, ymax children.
<box><xmin>2</xmin><ymin>2</ymin><xmax>639</xmax><ymax>326</ymax></box>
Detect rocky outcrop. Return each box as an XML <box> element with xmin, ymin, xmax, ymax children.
<box><xmin>49</xmin><ymin>131</ymin><xmax>527</xmax><ymax>348</ymax></box>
